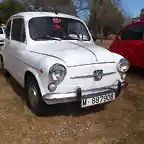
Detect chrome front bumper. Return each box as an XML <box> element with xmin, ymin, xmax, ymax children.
<box><xmin>43</xmin><ymin>81</ymin><xmax>127</xmax><ymax>105</ymax></box>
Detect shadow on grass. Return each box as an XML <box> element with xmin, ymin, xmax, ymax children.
<box><xmin>123</xmin><ymin>66</ymin><xmax>144</xmax><ymax>112</ymax></box>
<box><xmin>2</xmin><ymin>72</ymin><xmax>106</xmax><ymax>117</ymax></box>
<box><xmin>128</xmin><ymin>66</ymin><xmax>144</xmax><ymax>77</ymax></box>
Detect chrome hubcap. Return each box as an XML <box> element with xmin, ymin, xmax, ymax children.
<box><xmin>28</xmin><ymin>84</ymin><xmax>38</xmax><ymax>107</ymax></box>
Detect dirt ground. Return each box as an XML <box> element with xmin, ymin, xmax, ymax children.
<box><xmin>0</xmin><ymin>41</ymin><xmax>144</xmax><ymax>144</ymax></box>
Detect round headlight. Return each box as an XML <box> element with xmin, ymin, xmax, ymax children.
<box><xmin>117</xmin><ymin>58</ymin><xmax>130</xmax><ymax>73</ymax></box>
<box><xmin>49</xmin><ymin>63</ymin><xmax>66</xmax><ymax>84</ymax></box>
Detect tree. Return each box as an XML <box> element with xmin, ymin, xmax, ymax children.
<box><xmin>88</xmin><ymin>0</ymin><xmax>101</xmax><ymax>38</ymax></box>
<box><xmin>0</xmin><ymin>0</ymin><xmax>24</xmax><ymax>23</ymax></box>
<box><xmin>123</xmin><ymin>15</ymin><xmax>132</xmax><ymax>26</ymax></box>
<box><xmin>22</xmin><ymin>0</ymin><xmax>36</xmax><ymax>11</ymax></box>
<box><xmin>35</xmin><ymin>0</ymin><xmax>77</xmax><ymax>16</ymax></box>
<box><xmin>88</xmin><ymin>0</ymin><xmax>124</xmax><ymax>41</ymax></box>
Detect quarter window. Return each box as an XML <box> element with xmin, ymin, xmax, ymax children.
<box><xmin>11</xmin><ymin>18</ymin><xmax>26</xmax><ymax>42</ymax></box>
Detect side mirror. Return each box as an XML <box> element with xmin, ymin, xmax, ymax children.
<box><xmin>91</xmin><ymin>34</ymin><xmax>97</xmax><ymax>41</ymax></box>
<box><xmin>116</xmin><ymin>35</ymin><xmax>121</xmax><ymax>40</ymax></box>
<box><xmin>90</xmin><ymin>31</ymin><xmax>97</xmax><ymax>42</ymax></box>
<box><xmin>93</xmin><ymin>36</ymin><xmax>97</xmax><ymax>42</ymax></box>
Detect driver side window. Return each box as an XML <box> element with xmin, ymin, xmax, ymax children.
<box><xmin>120</xmin><ymin>23</ymin><xmax>144</xmax><ymax>40</ymax></box>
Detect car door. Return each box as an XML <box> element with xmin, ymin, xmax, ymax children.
<box><xmin>8</xmin><ymin>17</ymin><xmax>27</xmax><ymax>85</ymax></box>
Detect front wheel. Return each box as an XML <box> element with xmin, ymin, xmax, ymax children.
<box><xmin>26</xmin><ymin>75</ymin><xmax>47</xmax><ymax>116</ymax></box>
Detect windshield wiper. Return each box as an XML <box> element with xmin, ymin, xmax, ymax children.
<box><xmin>70</xmin><ymin>37</ymin><xmax>83</xmax><ymax>41</ymax></box>
<box><xmin>33</xmin><ymin>35</ymin><xmax>62</xmax><ymax>41</ymax></box>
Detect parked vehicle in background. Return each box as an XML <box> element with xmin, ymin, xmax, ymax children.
<box><xmin>109</xmin><ymin>18</ymin><xmax>144</xmax><ymax>68</ymax></box>
<box><xmin>0</xmin><ymin>11</ymin><xmax>129</xmax><ymax>116</ymax></box>
<box><xmin>0</xmin><ymin>26</ymin><xmax>5</xmax><ymax>46</ymax></box>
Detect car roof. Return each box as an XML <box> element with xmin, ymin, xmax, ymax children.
<box><xmin>121</xmin><ymin>20</ymin><xmax>144</xmax><ymax>31</ymax></box>
<box><xmin>117</xmin><ymin>20</ymin><xmax>144</xmax><ymax>35</ymax></box>
<box><xmin>126</xmin><ymin>20</ymin><xmax>144</xmax><ymax>27</ymax></box>
<box><xmin>10</xmin><ymin>12</ymin><xmax>82</xmax><ymax>22</ymax></box>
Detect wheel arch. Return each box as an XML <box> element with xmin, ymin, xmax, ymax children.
<box><xmin>24</xmin><ymin>67</ymin><xmax>45</xmax><ymax>96</ymax></box>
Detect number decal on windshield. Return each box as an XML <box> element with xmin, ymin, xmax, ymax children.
<box><xmin>52</xmin><ymin>18</ymin><xmax>61</xmax><ymax>23</ymax></box>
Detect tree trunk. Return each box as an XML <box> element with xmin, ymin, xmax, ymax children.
<box><xmin>100</xmin><ymin>25</ymin><xmax>103</xmax><ymax>43</ymax></box>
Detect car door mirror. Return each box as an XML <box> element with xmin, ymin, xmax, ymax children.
<box><xmin>116</xmin><ymin>35</ymin><xmax>121</xmax><ymax>40</ymax></box>
<box><xmin>91</xmin><ymin>34</ymin><xmax>97</xmax><ymax>41</ymax></box>
<box><xmin>90</xmin><ymin>30</ymin><xmax>97</xmax><ymax>42</ymax></box>
<box><xmin>92</xmin><ymin>36</ymin><xmax>97</xmax><ymax>42</ymax></box>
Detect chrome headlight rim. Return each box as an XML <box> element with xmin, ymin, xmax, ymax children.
<box><xmin>118</xmin><ymin>58</ymin><xmax>130</xmax><ymax>73</ymax></box>
<box><xmin>49</xmin><ymin>63</ymin><xmax>67</xmax><ymax>84</ymax></box>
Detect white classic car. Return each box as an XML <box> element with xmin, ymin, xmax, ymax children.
<box><xmin>0</xmin><ymin>26</ymin><xmax>6</xmax><ymax>46</ymax></box>
<box><xmin>0</xmin><ymin>12</ymin><xmax>129</xmax><ymax>116</ymax></box>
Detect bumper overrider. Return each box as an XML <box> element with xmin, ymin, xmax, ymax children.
<box><xmin>43</xmin><ymin>81</ymin><xmax>128</xmax><ymax>105</ymax></box>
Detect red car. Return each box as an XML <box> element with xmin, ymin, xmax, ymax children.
<box><xmin>109</xmin><ymin>18</ymin><xmax>144</xmax><ymax>68</ymax></box>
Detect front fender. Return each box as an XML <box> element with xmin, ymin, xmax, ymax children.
<box><xmin>39</xmin><ymin>55</ymin><xmax>67</xmax><ymax>74</ymax></box>
<box><xmin>112</xmin><ymin>52</ymin><xmax>130</xmax><ymax>76</ymax></box>
<box><xmin>24</xmin><ymin>55</ymin><xmax>67</xmax><ymax>96</ymax></box>
<box><xmin>24</xmin><ymin>66</ymin><xmax>46</xmax><ymax>96</ymax></box>
<box><xmin>112</xmin><ymin>52</ymin><xmax>126</xmax><ymax>63</ymax></box>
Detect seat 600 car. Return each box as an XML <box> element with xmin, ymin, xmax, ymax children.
<box><xmin>0</xmin><ymin>12</ymin><xmax>129</xmax><ymax>116</ymax></box>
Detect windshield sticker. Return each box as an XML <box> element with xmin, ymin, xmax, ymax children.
<box><xmin>52</xmin><ymin>18</ymin><xmax>61</xmax><ymax>23</ymax></box>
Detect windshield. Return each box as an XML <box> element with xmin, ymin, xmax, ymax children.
<box><xmin>28</xmin><ymin>17</ymin><xmax>91</xmax><ymax>41</ymax></box>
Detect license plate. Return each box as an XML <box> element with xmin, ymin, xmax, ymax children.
<box><xmin>81</xmin><ymin>93</ymin><xmax>115</xmax><ymax>108</ymax></box>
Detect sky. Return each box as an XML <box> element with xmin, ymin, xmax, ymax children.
<box><xmin>73</xmin><ymin>0</ymin><xmax>144</xmax><ymax>20</ymax></box>
<box><xmin>72</xmin><ymin>0</ymin><xmax>92</xmax><ymax>21</ymax></box>
<box><xmin>121</xmin><ymin>0</ymin><xmax>144</xmax><ymax>18</ymax></box>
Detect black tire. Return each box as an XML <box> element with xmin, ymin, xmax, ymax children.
<box><xmin>3</xmin><ymin>69</ymin><xmax>10</xmax><ymax>77</ymax></box>
<box><xmin>0</xmin><ymin>56</ymin><xmax>10</xmax><ymax>77</ymax></box>
<box><xmin>26</xmin><ymin>75</ymin><xmax>47</xmax><ymax>116</ymax></box>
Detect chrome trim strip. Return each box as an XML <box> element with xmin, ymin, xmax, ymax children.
<box><xmin>67</xmin><ymin>62</ymin><xmax>115</xmax><ymax>67</ymax></box>
<box><xmin>70</xmin><ymin>72</ymin><xmax>116</xmax><ymax>79</ymax></box>
<box><xmin>29</xmin><ymin>51</ymin><xmax>67</xmax><ymax>65</ymax></box>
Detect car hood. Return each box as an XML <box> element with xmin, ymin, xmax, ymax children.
<box><xmin>29</xmin><ymin>41</ymin><xmax>115</xmax><ymax>66</ymax></box>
